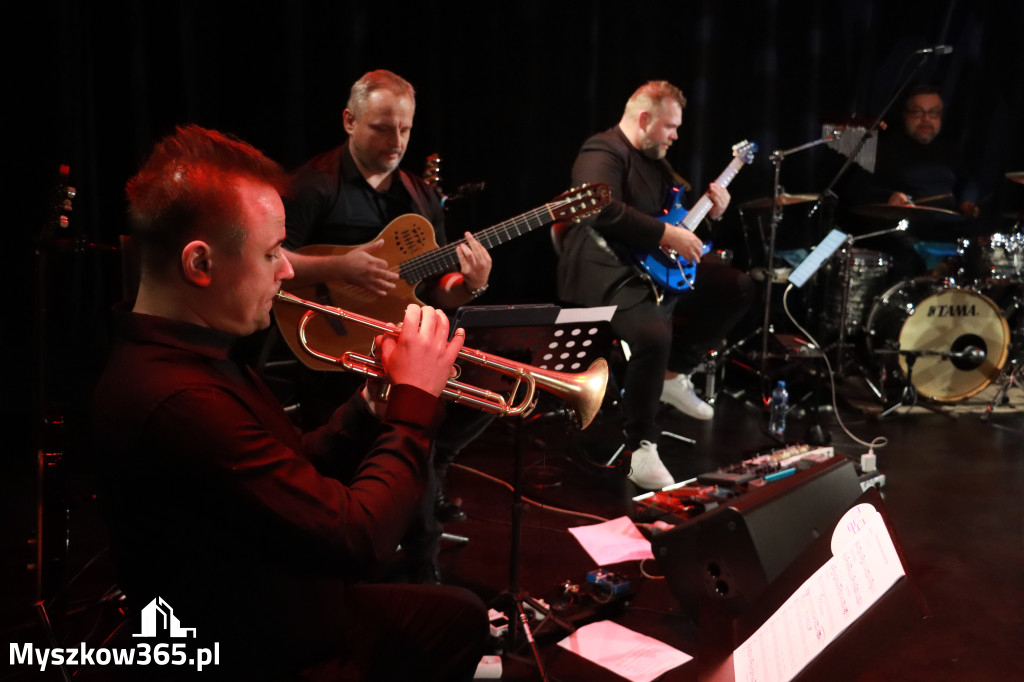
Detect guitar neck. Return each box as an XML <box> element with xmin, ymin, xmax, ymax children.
<box><xmin>681</xmin><ymin>156</ymin><xmax>747</xmax><ymax>231</ymax></box>
<box><xmin>400</xmin><ymin>203</ymin><xmax>557</xmax><ymax>283</ymax></box>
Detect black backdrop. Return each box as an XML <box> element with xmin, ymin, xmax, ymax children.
<box><xmin>10</xmin><ymin>0</ymin><xmax>1024</xmax><ymax>457</ymax></box>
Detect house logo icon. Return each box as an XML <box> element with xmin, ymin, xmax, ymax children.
<box><xmin>133</xmin><ymin>597</ymin><xmax>197</xmax><ymax>638</ymax></box>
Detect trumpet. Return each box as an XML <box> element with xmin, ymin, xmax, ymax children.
<box><xmin>274</xmin><ymin>291</ymin><xmax>608</xmax><ymax>429</ymax></box>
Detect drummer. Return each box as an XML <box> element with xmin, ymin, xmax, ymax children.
<box><xmin>848</xmin><ymin>84</ymin><xmax>981</xmax><ymax>279</ymax></box>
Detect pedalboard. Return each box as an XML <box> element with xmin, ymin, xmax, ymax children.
<box><xmin>633</xmin><ymin>444</ymin><xmax>883</xmax><ymax>524</ymax></box>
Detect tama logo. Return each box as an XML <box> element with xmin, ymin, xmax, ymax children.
<box><xmin>927</xmin><ymin>303</ymin><xmax>977</xmax><ymax>317</ymax></box>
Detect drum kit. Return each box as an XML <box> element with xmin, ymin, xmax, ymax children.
<box><xmin>740</xmin><ymin>174</ymin><xmax>1024</xmax><ymax>410</ymax></box>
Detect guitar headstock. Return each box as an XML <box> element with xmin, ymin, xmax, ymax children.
<box><xmin>732</xmin><ymin>140</ymin><xmax>758</xmax><ymax>165</ymax></box>
<box><xmin>41</xmin><ymin>164</ymin><xmax>75</xmax><ymax>245</ymax></box>
<box><xmin>550</xmin><ymin>183</ymin><xmax>611</xmax><ymax>223</ymax></box>
<box><xmin>423</xmin><ymin>153</ymin><xmax>442</xmax><ymax>188</ymax></box>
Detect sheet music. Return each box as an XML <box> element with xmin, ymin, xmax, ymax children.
<box><xmin>557</xmin><ymin>621</ymin><xmax>692</xmax><ymax>682</ymax></box>
<box><xmin>555</xmin><ymin>305</ymin><xmax>616</xmax><ymax>324</ymax></box>
<box><xmin>787</xmin><ymin>229</ymin><xmax>848</xmax><ymax>288</ymax></box>
<box><xmin>732</xmin><ymin>503</ymin><xmax>906</xmax><ymax>682</ymax></box>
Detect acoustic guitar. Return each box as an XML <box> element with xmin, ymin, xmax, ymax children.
<box><xmin>274</xmin><ymin>183</ymin><xmax>610</xmax><ymax>371</ymax></box>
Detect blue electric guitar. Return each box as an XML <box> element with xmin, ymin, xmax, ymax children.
<box><xmin>631</xmin><ymin>140</ymin><xmax>757</xmax><ymax>293</ymax></box>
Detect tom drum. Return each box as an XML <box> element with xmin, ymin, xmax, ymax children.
<box><xmin>825</xmin><ymin>249</ymin><xmax>891</xmax><ymax>337</ymax></box>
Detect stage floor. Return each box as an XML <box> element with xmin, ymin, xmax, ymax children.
<box><xmin>4</xmin><ymin>363</ymin><xmax>1023</xmax><ymax>682</ymax></box>
<box><xmin>436</xmin><ymin>364</ymin><xmax>1024</xmax><ymax>681</ymax></box>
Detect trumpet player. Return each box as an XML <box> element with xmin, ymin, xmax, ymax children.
<box><xmin>92</xmin><ymin>124</ymin><xmax>487</xmax><ymax>681</ymax></box>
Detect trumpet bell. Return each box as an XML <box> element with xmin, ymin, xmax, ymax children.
<box><xmin>530</xmin><ymin>358</ymin><xmax>608</xmax><ymax>430</ymax></box>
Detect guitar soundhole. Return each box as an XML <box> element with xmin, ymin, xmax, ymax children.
<box><xmin>394</xmin><ymin>226</ymin><xmax>428</xmax><ymax>254</ymax></box>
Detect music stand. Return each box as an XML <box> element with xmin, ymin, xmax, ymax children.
<box><xmin>452</xmin><ymin>303</ymin><xmax>615</xmax><ymax>680</ymax></box>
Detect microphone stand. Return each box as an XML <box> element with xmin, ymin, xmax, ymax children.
<box><xmin>758</xmin><ymin>134</ymin><xmax>837</xmax><ymax>397</ymax></box>
<box><xmin>877</xmin><ymin>346</ymin><xmax>983</xmax><ymax>417</ymax></box>
<box><xmin>807</xmin><ymin>50</ymin><xmax>936</xmax><ymax>222</ymax></box>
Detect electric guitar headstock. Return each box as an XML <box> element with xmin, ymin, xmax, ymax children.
<box><xmin>732</xmin><ymin>140</ymin><xmax>758</xmax><ymax>165</ymax></box>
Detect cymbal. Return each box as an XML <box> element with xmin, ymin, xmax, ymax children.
<box><xmin>1005</xmin><ymin>171</ymin><xmax>1024</xmax><ymax>185</ymax></box>
<box><xmin>741</xmin><ymin>193</ymin><xmax>818</xmax><ymax>210</ymax></box>
<box><xmin>852</xmin><ymin>203</ymin><xmax>964</xmax><ymax>223</ymax></box>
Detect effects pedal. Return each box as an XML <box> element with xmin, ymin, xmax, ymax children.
<box><xmin>586</xmin><ymin>569</ymin><xmax>631</xmax><ymax>597</ymax></box>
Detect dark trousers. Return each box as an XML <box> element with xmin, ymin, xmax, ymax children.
<box><xmin>611</xmin><ymin>263</ymin><xmax>755</xmax><ymax>447</ymax></box>
<box><xmin>332</xmin><ymin>583</ymin><xmax>489</xmax><ymax>682</ymax></box>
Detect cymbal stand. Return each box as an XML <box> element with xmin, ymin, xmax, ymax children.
<box><xmin>831</xmin><ymin>235</ymin><xmax>857</xmax><ymax>375</ymax></box>
<box><xmin>758</xmin><ymin>135</ymin><xmax>837</xmax><ymax>397</ymax></box>
<box><xmin>983</xmin><ymin>363</ymin><xmax>1019</xmax><ymax>420</ymax></box>
<box><xmin>984</xmin><ymin>290</ymin><xmax>1023</xmax><ymax>419</ymax></box>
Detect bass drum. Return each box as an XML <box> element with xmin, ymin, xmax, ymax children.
<box><xmin>865</xmin><ymin>278</ymin><xmax>1011</xmax><ymax>401</ymax></box>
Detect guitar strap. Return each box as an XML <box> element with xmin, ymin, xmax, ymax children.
<box><xmin>399</xmin><ymin>170</ymin><xmax>439</xmax><ymax>223</ymax></box>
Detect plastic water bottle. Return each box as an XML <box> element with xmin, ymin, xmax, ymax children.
<box><xmin>769</xmin><ymin>381</ymin><xmax>789</xmax><ymax>439</ymax></box>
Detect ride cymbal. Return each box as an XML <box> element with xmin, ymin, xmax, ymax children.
<box><xmin>852</xmin><ymin>203</ymin><xmax>964</xmax><ymax>223</ymax></box>
<box><xmin>741</xmin><ymin>193</ymin><xmax>819</xmax><ymax>210</ymax></box>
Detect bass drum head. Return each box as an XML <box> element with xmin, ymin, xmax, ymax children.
<box><xmin>866</xmin><ymin>277</ymin><xmax>1010</xmax><ymax>401</ymax></box>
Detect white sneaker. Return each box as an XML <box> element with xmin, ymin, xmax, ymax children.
<box><xmin>661</xmin><ymin>374</ymin><xmax>714</xmax><ymax>420</ymax></box>
<box><xmin>627</xmin><ymin>440</ymin><xmax>675</xmax><ymax>490</ymax></box>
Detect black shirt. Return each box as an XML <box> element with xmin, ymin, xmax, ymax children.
<box><xmin>284</xmin><ymin>141</ymin><xmax>445</xmax><ymax>249</ymax></box>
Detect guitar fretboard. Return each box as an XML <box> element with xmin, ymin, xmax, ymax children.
<box><xmin>399</xmin><ymin>204</ymin><xmax>558</xmax><ymax>283</ymax></box>
<box><xmin>681</xmin><ymin>156</ymin><xmax>747</xmax><ymax>230</ymax></box>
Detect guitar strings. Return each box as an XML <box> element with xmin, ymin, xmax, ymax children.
<box><xmin>400</xmin><ymin>204</ymin><xmax>558</xmax><ymax>282</ymax></box>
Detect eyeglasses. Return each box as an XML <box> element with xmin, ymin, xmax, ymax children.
<box><xmin>905</xmin><ymin>107</ymin><xmax>943</xmax><ymax>119</ymax></box>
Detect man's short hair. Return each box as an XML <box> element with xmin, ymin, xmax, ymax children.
<box><xmin>905</xmin><ymin>84</ymin><xmax>942</xmax><ymax>106</ymax></box>
<box><xmin>346</xmin><ymin>69</ymin><xmax>416</xmax><ymax>118</ymax></box>
<box><xmin>624</xmin><ymin>80</ymin><xmax>687</xmax><ymax>119</ymax></box>
<box><xmin>126</xmin><ymin>124</ymin><xmax>287</xmax><ymax>274</ymax></box>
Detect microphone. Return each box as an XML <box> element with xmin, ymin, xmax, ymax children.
<box><xmin>915</xmin><ymin>45</ymin><xmax>953</xmax><ymax>55</ymax></box>
<box><xmin>956</xmin><ymin>346</ymin><xmax>986</xmax><ymax>362</ymax></box>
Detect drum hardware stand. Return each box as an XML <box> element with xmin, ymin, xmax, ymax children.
<box><xmin>832</xmin><ymin>236</ymin><xmax>858</xmax><ymax>376</ymax></box>
<box><xmin>982</xmin><ymin>361</ymin><xmax>1020</xmax><ymax>420</ymax></box>
<box><xmin>701</xmin><ymin>326</ymin><xmax>764</xmax><ymax>403</ymax></box>
<box><xmin>879</xmin><ymin>350</ymin><xmax>920</xmax><ymax>417</ymax></box>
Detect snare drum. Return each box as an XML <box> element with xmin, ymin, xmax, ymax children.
<box><xmin>865</xmin><ymin>278</ymin><xmax>1010</xmax><ymax>401</ymax></box>
<box><xmin>958</xmin><ymin>232</ymin><xmax>1024</xmax><ymax>282</ymax></box>
<box><xmin>824</xmin><ymin>249</ymin><xmax>891</xmax><ymax>337</ymax></box>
